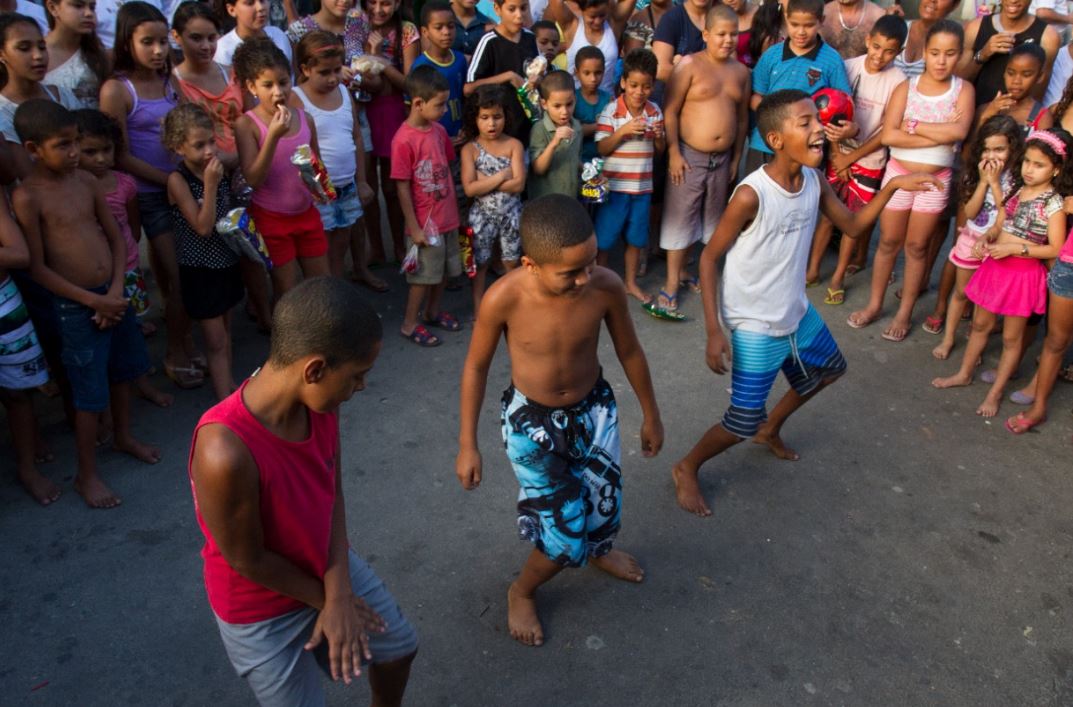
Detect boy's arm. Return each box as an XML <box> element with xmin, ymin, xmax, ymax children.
<box><xmin>698</xmin><ymin>185</ymin><xmax>757</xmax><ymax>374</ymax></box>
<box><xmin>829</xmin><ymin>130</ymin><xmax>884</xmax><ymax>179</ymax></box>
<box><xmin>465</xmin><ymin>42</ymin><xmax>524</xmax><ymax>94</ymax></box>
<box><xmin>597</xmin><ymin>116</ymin><xmax>643</xmax><ymax>156</ymax></box>
<box><xmin>821</xmin><ymin>169</ymin><xmax>943</xmax><ymax>239</ymax></box>
<box><xmin>395</xmin><ymin>179</ymin><xmax>428</xmax><ymax>245</ymax></box>
<box><xmin>0</xmin><ymin>193</ymin><xmax>30</xmax><ymax>270</ymax></box>
<box><xmin>663</xmin><ymin>61</ymin><xmax>690</xmax><ymax>179</ymax></box>
<box><xmin>456</xmin><ymin>281</ymin><xmax>507</xmax><ymax>490</ymax></box>
<box><xmin>531</xmin><ymin>124</ymin><xmax>567</xmax><ymax>175</ymax></box>
<box><xmin>602</xmin><ymin>274</ymin><xmax>663</xmax><ymax>456</ymax></box>
<box><xmin>731</xmin><ymin>69</ymin><xmax>751</xmax><ymax>176</ymax></box>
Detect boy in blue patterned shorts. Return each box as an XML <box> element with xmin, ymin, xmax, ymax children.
<box><xmin>456</xmin><ymin>193</ymin><xmax>663</xmax><ymax>647</ymax></box>
<box><xmin>672</xmin><ymin>89</ymin><xmax>940</xmax><ymax>518</ymax></box>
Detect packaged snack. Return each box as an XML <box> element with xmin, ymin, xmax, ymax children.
<box><xmin>351</xmin><ymin>55</ymin><xmax>385</xmax><ymax>75</ymax></box>
<box><xmin>216</xmin><ymin>208</ymin><xmax>273</xmax><ymax>269</ymax></box>
<box><xmin>291</xmin><ymin>144</ymin><xmax>337</xmax><ymax>204</ymax></box>
<box><xmin>400</xmin><ymin>244</ymin><xmax>420</xmax><ymax>274</ymax></box>
<box><xmin>459</xmin><ymin>227</ymin><xmax>476</xmax><ymax>278</ymax></box>
<box><xmin>517</xmin><ymin>55</ymin><xmax>548</xmax><ymax>123</ymax></box>
<box><xmin>579</xmin><ymin>158</ymin><xmax>609</xmax><ymax>204</ymax></box>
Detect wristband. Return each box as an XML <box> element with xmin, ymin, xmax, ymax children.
<box><xmin>1021</xmin><ymin>243</ymin><xmax>1029</xmax><ymax>256</ymax></box>
<box><xmin>906</xmin><ymin>119</ymin><xmax>919</xmax><ymax>135</ymax></box>
<box><xmin>973</xmin><ymin>50</ymin><xmax>986</xmax><ymax>64</ymax></box>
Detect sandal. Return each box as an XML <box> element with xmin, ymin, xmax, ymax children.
<box><xmin>1005</xmin><ymin>412</ymin><xmax>1045</xmax><ymax>434</ymax></box>
<box><xmin>678</xmin><ymin>277</ymin><xmax>701</xmax><ymax>294</ymax></box>
<box><xmin>921</xmin><ymin>315</ymin><xmax>943</xmax><ymax>335</ymax></box>
<box><xmin>164</xmin><ymin>363</ymin><xmax>204</xmax><ymax>389</ymax></box>
<box><xmin>1009</xmin><ymin>391</ymin><xmax>1035</xmax><ymax>405</ymax></box>
<box><xmin>401</xmin><ymin>325</ymin><xmax>441</xmax><ymax>347</ymax></box>
<box><xmin>845</xmin><ymin>264</ymin><xmax>864</xmax><ymax>277</ymax></box>
<box><xmin>424</xmin><ymin>311</ymin><xmax>462</xmax><ymax>331</ymax></box>
<box><xmin>1059</xmin><ymin>364</ymin><xmax>1073</xmax><ymax>383</ymax></box>
<box><xmin>643</xmin><ymin>290</ymin><xmax>687</xmax><ymax>321</ymax></box>
<box><xmin>823</xmin><ymin>288</ymin><xmax>844</xmax><ymax>305</ymax></box>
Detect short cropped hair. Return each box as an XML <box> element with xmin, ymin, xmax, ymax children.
<box><xmin>269</xmin><ymin>277</ymin><xmax>383</xmax><ymax>367</ymax></box>
<box><xmin>621</xmin><ymin>48</ymin><xmax>657</xmax><ymax>81</ymax></box>
<box><xmin>706</xmin><ymin>3</ymin><xmax>737</xmax><ymax>29</ymax></box>
<box><xmin>870</xmin><ymin>14</ymin><xmax>907</xmax><ymax>46</ymax></box>
<box><xmin>74</xmin><ymin>109</ymin><xmax>122</xmax><ymax>148</ymax></box>
<box><xmin>406</xmin><ymin>64</ymin><xmax>450</xmax><ymax>102</ymax></box>
<box><xmin>538</xmin><ymin>70</ymin><xmax>575</xmax><ymax>99</ymax></box>
<box><xmin>756</xmin><ymin>89</ymin><xmax>810</xmax><ymax>150</ymax></box>
<box><xmin>532</xmin><ymin>20</ymin><xmax>558</xmax><ymax>36</ymax></box>
<box><xmin>575</xmin><ymin>45</ymin><xmax>604</xmax><ymax>69</ymax></box>
<box><xmin>14</xmin><ymin>99</ymin><xmax>76</xmax><ymax>145</ymax></box>
<box><xmin>232</xmin><ymin>36</ymin><xmax>291</xmax><ymax>85</ymax></box>
<box><xmin>520</xmin><ymin>194</ymin><xmax>594</xmax><ymax>264</ymax></box>
<box><xmin>420</xmin><ymin>0</ymin><xmax>453</xmax><ymax>27</ymax></box>
<box><xmin>785</xmin><ymin>0</ymin><xmax>823</xmax><ymax>19</ymax></box>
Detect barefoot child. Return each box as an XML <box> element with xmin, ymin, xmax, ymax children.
<box><xmin>188</xmin><ymin>277</ymin><xmax>417</xmax><ymax>706</ymax></box>
<box><xmin>594</xmin><ymin>48</ymin><xmax>665</xmax><ymax>306</ymax></box>
<box><xmin>0</xmin><ymin>195</ymin><xmax>57</xmax><ymax>505</ymax></box>
<box><xmin>456</xmin><ymin>193</ymin><xmax>664</xmax><ymax>646</ymax></box>
<box><xmin>14</xmin><ymin>99</ymin><xmax>161</xmax><ymax>509</ymax></box>
<box><xmin>930</xmin><ymin>116</ymin><xmax>1022</xmax><ymax>361</ymax></box>
<box><xmin>673</xmin><ymin>90</ymin><xmax>939</xmax><ymax>517</ymax></box>
<box><xmin>461</xmin><ymin>85</ymin><xmax>525</xmax><ymax>313</ymax></box>
<box><xmin>74</xmin><ymin>108</ymin><xmax>173</xmax><ymax>409</ymax></box>
<box><xmin>932</xmin><ymin>128</ymin><xmax>1072</xmax><ymax>418</ymax></box>
<box><xmin>572</xmin><ymin>46</ymin><xmax>611</xmax><ymax>164</ymax></box>
<box><xmin>528</xmin><ymin>70</ymin><xmax>582</xmax><ymax>199</ymax></box>
<box><xmin>651</xmin><ymin>4</ymin><xmax>749</xmax><ymax>321</ymax></box>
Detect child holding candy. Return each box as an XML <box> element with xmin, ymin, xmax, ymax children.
<box><xmin>233</xmin><ymin>38</ymin><xmax>330</xmax><ymax>298</ymax></box>
<box><xmin>164</xmin><ymin>103</ymin><xmax>243</xmax><ymax>402</ymax></box>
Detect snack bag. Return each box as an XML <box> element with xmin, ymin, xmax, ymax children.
<box><xmin>217</xmin><ymin>208</ymin><xmax>273</xmax><ymax>269</ymax></box>
<box><xmin>459</xmin><ymin>227</ymin><xmax>476</xmax><ymax>278</ymax></box>
<box><xmin>579</xmin><ymin>158</ymin><xmax>609</xmax><ymax>204</ymax></box>
<box><xmin>291</xmin><ymin>144</ymin><xmax>337</xmax><ymax>204</ymax></box>
<box><xmin>400</xmin><ymin>244</ymin><xmax>420</xmax><ymax>274</ymax></box>
<box><xmin>517</xmin><ymin>55</ymin><xmax>548</xmax><ymax>123</ymax></box>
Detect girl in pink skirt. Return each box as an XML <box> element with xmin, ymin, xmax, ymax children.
<box><xmin>933</xmin><ymin>128</ymin><xmax>1073</xmax><ymax>418</ymax></box>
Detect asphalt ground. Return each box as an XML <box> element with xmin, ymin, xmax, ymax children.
<box><xmin>2</xmin><ymin>245</ymin><xmax>1072</xmax><ymax>707</ymax></box>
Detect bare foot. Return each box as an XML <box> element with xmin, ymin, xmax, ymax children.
<box><xmin>976</xmin><ymin>396</ymin><xmax>1000</xmax><ymax>418</ymax></box>
<box><xmin>753</xmin><ymin>431</ymin><xmax>800</xmax><ymax>460</ymax></box>
<box><xmin>932</xmin><ymin>340</ymin><xmax>954</xmax><ymax>360</ymax></box>
<box><xmin>881</xmin><ymin>320</ymin><xmax>910</xmax><ymax>343</ymax></box>
<box><xmin>932</xmin><ymin>373</ymin><xmax>972</xmax><ymax>389</ymax></box>
<box><xmin>847</xmin><ymin>309</ymin><xmax>879</xmax><ymax>329</ymax></box>
<box><xmin>626</xmin><ymin>284</ymin><xmax>652</xmax><ymax>305</ymax></box>
<box><xmin>672</xmin><ymin>461</ymin><xmax>712</xmax><ymax>517</ymax></box>
<box><xmin>19</xmin><ymin>469</ymin><xmax>61</xmax><ymax>506</ymax></box>
<box><xmin>114</xmin><ymin>438</ymin><xmax>162</xmax><ymax>464</ymax></box>
<box><xmin>591</xmin><ymin>549</ymin><xmax>645</xmax><ymax>583</ymax></box>
<box><xmin>34</xmin><ymin>441</ymin><xmax>54</xmax><ymax>465</ymax></box>
<box><xmin>137</xmin><ymin>381</ymin><xmax>174</xmax><ymax>408</ymax></box>
<box><xmin>507</xmin><ymin>582</ymin><xmax>544</xmax><ymax>647</ymax></box>
<box><xmin>75</xmin><ymin>475</ymin><xmax>122</xmax><ymax>509</ymax></box>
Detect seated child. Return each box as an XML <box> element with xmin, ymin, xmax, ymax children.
<box><xmin>594</xmin><ymin>48</ymin><xmax>665</xmax><ymax>304</ymax></box>
<box><xmin>13</xmin><ymin>99</ymin><xmax>160</xmax><ymax>509</ymax></box>
<box><xmin>672</xmin><ymin>89</ymin><xmax>938</xmax><ymax>518</ymax></box>
<box><xmin>188</xmin><ymin>277</ymin><xmax>417</xmax><ymax>706</ymax></box>
<box><xmin>529</xmin><ymin>70</ymin><xmax>582</xmax><ymax>199</ymax></box>
<box><xmin>456</xmin><ymin>193</ymin><xmax>664</xmax><ymax>647</ymax></box>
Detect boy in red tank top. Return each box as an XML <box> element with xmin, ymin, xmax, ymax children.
<box><xmin>188</xmin><ymin>277</ymin><xmax>416</xmax><ymax>707</ymax></box>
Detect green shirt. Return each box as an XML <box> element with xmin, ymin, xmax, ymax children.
<box><xmin>527</xmin><ymin>114</ymin><xmax>582</xmax><ymax>201</ymax></box>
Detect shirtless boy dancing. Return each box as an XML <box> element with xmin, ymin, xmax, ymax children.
<box><xmin>456</xmin><ymin>194</ymin><xmax>663</xmax><ymax>647</ymax></box>
<box><xmin>651</xmin><ymin>3</ymin><xmax>750</xmax><ymax>320</ymax></box>
<box><xmin>672</xmin><ymin>90</ymin><xmax>939</xmax><ymax>517</ymax></box>
<box><xmin>13</xmin><ymin>100</ymin><xmax>159</xmax><ymax>508</ymax></box>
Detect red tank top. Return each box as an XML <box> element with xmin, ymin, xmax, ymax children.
<box><xmin>188</xmin><ymin>379</ymin><xmax>338</xmax><ymax>624</ymax></box>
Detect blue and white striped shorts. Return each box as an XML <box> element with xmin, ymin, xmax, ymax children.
<box><xmin>722</xmin><ymin>305</ymin><xmax>847</xmax><ymax>439</ymax></box>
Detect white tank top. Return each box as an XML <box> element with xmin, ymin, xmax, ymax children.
<box><xmin>566</xmin><ymin>19</ymin><xmax>618</xmax><ymax>94</ymax></box>
<box><xmin>721</xmin><ymin>166</ymin><xmax>820</xmax><ymax>336</ymax></box>
<box><xmin>295</xmin><ymin>84</ymin><xmax>357</xmax><ymax>184</ymax></box>
<box><xmin>889</xmin><ymin>76</ymin><xmax>963</xmax><ymax>168</ymax></box>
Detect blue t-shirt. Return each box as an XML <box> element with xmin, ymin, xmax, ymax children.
<box><xmin>748</xmin><ymin>38</ymin><xmax>851</xmax><ymax>154</ymax></box>
<box><xmin>574</xmin><ymin>88</ymin><xmax>612</xmax><ymax>163</ymax></box>
<box><xmin>412</xmin><ymin>50</ymin><xmax>468</xmax><ymax>138</ymax></box>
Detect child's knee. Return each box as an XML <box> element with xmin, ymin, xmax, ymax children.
<box><xmin>903</xmin><ymin>239</ymin><xmax>928</xmax><ymax>260</ymax></box>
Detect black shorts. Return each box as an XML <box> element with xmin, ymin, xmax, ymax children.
<box><xmin>179</xmin><ymin>264</ymin><xmax>243</xmax><ymax>320</ymax></box>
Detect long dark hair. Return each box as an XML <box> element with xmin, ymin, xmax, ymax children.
<box><xmin>45</xmin><ymin>0</ymin><xmax>109</xmax><ymax>86</ymax></box>
<box><xmin>363</xmin><ymin>0</ymin><xmax>404</xmax><ymax>69</ymax></box>
<box><xmin>112</xmin><ymin>1</ymin><xmax>171</xmax><ymax>77</ymax></box>
<box><xmin>1051</xmin><ymin>72</ymin><xmax>1073</xmax><ymax>125</ymax></box>
<box><xmin>1014</xmin><ymin>127</ymin><xmax>1073</xmax><ymax>198</ymax></box>
<box><xmin>749</xmin><ymin>0</ymin><xmax>782</xmax><ymax>67</ymax></box>
<box><xmin>0</xmin><ymin>14</ymin><xmax>41</xmax><ymax>90</ymax></box>
<box><xmin>959</xmin><ymin>115</ymin><xmax>1023</xmax><ymax>207</ymax></box>
<box><xmin>173</xmin><ymin>0</ymin><xmax>222</xmax><ymax>35</ymax></box>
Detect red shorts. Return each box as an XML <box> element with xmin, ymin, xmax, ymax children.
<box><xmin>248</xmin><ymin>203</ymin><xmax>327</xmax><ymax>267</ymax></box>
<box><xmin>825</xmin><ymin>161</ymin><xmax>883</xmax><ymax>213</ymax></box>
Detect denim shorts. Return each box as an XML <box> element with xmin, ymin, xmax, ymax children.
<box><xmin>136</xmin><ymin>190</ymin><xmax>173</xmax><ymax>239</ymax></box>
<box><xmin>1049</xmin><ymin>259</ymin><xmax>1073</xmax><ymax>300</ymax></box>
<box><xmin>55</xmin><ymin>286</ymin><xmax>150</xmax><ymax>412</ymax></box>
<box><xmin>315</xmin><ymin>180</ymin><xmax>363</xmax><ymax>231</ymax></box>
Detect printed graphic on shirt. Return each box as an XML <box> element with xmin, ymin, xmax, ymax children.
<box><xmin>413</xmin><ymin>159</ymin><xmax>450</xmax><ymax>203</ymax></box>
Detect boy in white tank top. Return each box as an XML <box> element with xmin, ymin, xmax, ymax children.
<box><xmin>671</xmin><ymin>89</ymin><xmax>941</xmax><ymax>518</ymax></box>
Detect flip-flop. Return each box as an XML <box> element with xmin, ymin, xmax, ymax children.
<box><xmin>922</xmin><ymin>315</ymin><xmax>943</xmax><ymax>335</ymax></box>
<box><xmin>164</xmin><ymin>363</ymin><xmax>204</xmax><ymax>389</ymax></box>
<box><xmin>823</xmin><ymin>288</ymin><xmax>844</xmax><ymax>305</ymax></box>
<box><xmin>401</xmin><ymin>325</ymin><xmax>441</xmax><ymax>347</ymax></box>
<box><xmin>845</xmin><ymin>264</ymin><xmax>864</xmax><ymax>276</ymax></box>
<box><xmin>806</xmin><ymin>278</ymin><xmax>820</xmax><ymax>288</ymax></box>
<box><xmin>424</xmin><ymin>311</ymin><xmax>462</xmax><ymax>331</ymax></box>
<box><xmin>679</xmin><ymin>277</ymin><xmax>701</xmax><ymax>294</ymax></box>
<box><xmin>881</xmin><ymin>325</ymin><xmax>909</xmax><ymax>342</ymax></box>
<box><xmin>1005</xmin><ymin>412</ymin><xmax>1045</xmax><ymax>434</ymax></box>
<box><xmin>643</xmin><ymin>290</ymin><xmax>687</xmax><ymax>321</ymax></box>
<box><xmin>846</xmin><ymin>313</ymin><xmax>876</xmax><ymax>329</ymax></box>
<box><xmin>1009</xmin><ymin>391</ymin><xmax>1035</xmax><ymax>405</ymax></box>
<box><xmin>980</xmin><ymin>368</ymin><xmax>1022</xmax><ymax>384</ymax></box>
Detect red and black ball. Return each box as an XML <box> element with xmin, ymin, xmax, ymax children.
<box><xmin>812</xmin><ymin>88</ymin><xmax>854</xmax><ymax>127</ymax></box>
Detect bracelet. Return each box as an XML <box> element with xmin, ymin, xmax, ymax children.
<box><xmin>906</xmin><ymin>119</ymin><xmax>919</xmax><ymax>135</ymax></box>
<box><xmin>973</xmin><ymin>50</ymin><xmax>986</xmax><ymax>64</ymax></box>
<box><xmin>1021</xmin><ymin>243</ymin><xmax>1029</xmax><ymax>256</ymax></box>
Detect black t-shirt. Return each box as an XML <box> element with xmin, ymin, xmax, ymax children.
<box><xmin>972</xmin><ymin>15</ymin><xmax>1047</xmax><ymax>106</ymax></box>
<box><xmin>652</xmin><ymin>5</ymin><xmax>705</xmax><ymax>59</ymax></box>
<box><xmin>467</xmin><ymin>28</ymin><xmax>539</xmax><ymax>144</ymax></box>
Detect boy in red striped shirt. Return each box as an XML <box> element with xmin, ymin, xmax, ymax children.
<box><xmin>594</xmin><ymin>48</ymin><xmax>666</xmax><ymax>305</ymax></box>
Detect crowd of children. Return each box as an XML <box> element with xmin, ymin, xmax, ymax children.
<box><xmin>3</xmin><ymin>0</ymin><xmax>1073</xmax><ymax>694</ymax></box>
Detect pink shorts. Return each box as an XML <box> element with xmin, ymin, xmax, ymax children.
<box><xmin>948</xmin><ymin>224</ymin><xmax>984</xmax><ymax>270</ymax></box>
<box><xmin>881</xmin><ymin>158</ymin><xmax>952</xmax><ymax>213</ymax></box>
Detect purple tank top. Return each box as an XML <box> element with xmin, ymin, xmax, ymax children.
<box><xmin>246</xmin><ymin>107</ymin><xmax>313</xmax><ymax>215</ymax></box>
<box><xmin>120</xmin><ymin>77</ymin><xmax>178</xmax><ymax>193</ymax></box>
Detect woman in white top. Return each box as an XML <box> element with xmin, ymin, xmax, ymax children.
<box><xmin>545</xmin><ymin>0</ymin><xmax>633</xmax><ymax>93</ymax></box>
<box><xmin>214</xmin><ymin>0</ymin><xmax>293</xmax><ymax>66</ymax></box>
<box><xmin>44</xmin><ymin>0</ymin><xmax>109</xmax><ymax>108</ymax></box>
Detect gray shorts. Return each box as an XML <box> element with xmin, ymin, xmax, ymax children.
<box><xmin>215</xmin><ymin>549</ymin><xmax>418</xmax><ymax>707</ymax></box>
<box><xmin>660</xmin><ymin>143</ymin><xmax>731</xmax><ymax>250</ymax></box>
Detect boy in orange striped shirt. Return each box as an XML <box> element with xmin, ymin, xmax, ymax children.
<box><xmin>594</xmin><ymin>48</ymin><xmax>665</xmax><ymax>304</ymax></box>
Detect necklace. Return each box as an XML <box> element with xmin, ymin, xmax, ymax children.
<box><xmin>838</xmin><ymin>1</ymin><xmax>864</xmax><ymax>30</ymax></box>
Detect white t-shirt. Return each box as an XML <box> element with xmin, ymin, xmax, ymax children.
<box><xmin>843</xmin><ymin>55</ymin><xmax>907</xmax><ymax>171</ymax></box>
<box><xmin>1044</xmin><ymin>43</ymin><xmax>1073</xmax><ymax>107</ymax></box>
<box><xmin>0</xmin><ymin>85</ymin><xmax>80</xmax><ymax>143</ymax></box>
<box><xmin>95</xmin><ymin>0</ymin><xmax>163</xmax><ymax>49</ymax></box>
<box><xmin>214</xmin><ymin>27</ymin><xmax>293</xmax><ymax>67</ymax></box>
<box><xmin>16</xmin><ymin>0</ymin><xmax>49</xmax><ymax>36</ymax></box>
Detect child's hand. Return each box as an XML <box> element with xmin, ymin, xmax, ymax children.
<box><xmin>891</xmin><ymin>172</ymin><xmax>943</xmax><ymax>194</ymax></box>
<box><xmin>649</xmin><ymin>120</ymin><xmax>665</xmax><ymax>140</ymax></box>
<box><xmin>706</xmin><ymin>330</ymin><xmax>732</xmax><ymax>375</ymax></box>
<box><xmin>367</xmin><ymin>30</ymin><xmax>384</xmax><ymax>55</ymax></box>
<box><xmin>640</xmin><ymin>416</ymin><xmax>664</xmax><ymax>457</ymax></box>
<box><xmin>620</xmin><ymin>116</ymin><xmax>646</xmax><ymax>138</ymax></box>
<box><xmin>986</xmin><ymin>241</ymin><xmax>1018</xmax><ymax>260</ymax></box>
<box><xmin>267</xmin><ymin>104</ymin><xmax>290</xmax><ymax>142</ymax></box>
<box><xmin>204</xmin><ymin>156</ymin><xmax>224</xmax><ymax>187</ymax></box>
<box><xmin>553</xmin><ymin>125</ymin><xmax>574</xmax><ymax>143</ymax></box>
<box><xmin>303</xmin><ymin>596</ymin><xmax>386</xmax><ymax>685</ymax></box>
<box><xmin>92</xmin><ymin>292</ymin><xmax>128</xmax><ymax>326</ymax></box>
<box><xmin>340</xmin><ymin>65</ymin><xmax>356</xmax><ymax>85</ymax></box>
<box><xmin>829</xmin><ymin>151</ymin><xmax>853</xmax><ymax>181</ymax></box>
<box><xmin>357</xmin><ymin>181</ymin><xmax>375</xmax><ymax>206</ymax></box>
<box><xmin>506</xmin><ymin>72</ymin><xmax>525</xmax><ymax>89</ymax></box>
<box><xmin>988</xmin><ymin>91</ymin><xmax>1015</xmax><ymax>115</ymax></box>
<box><xmin>455</xmin><ymin>447</ymin><xmax>482</xmax><ymax>489</ymax></box>
<box><xmin>668</xmin><ymin>150</ymin><xmax>690</xmax><ymax>185</ymax></box>
<box><xmin>824</xmin><ymin>119</ymin><xmax>857</xmax><ymax>142</ymax></box>
<box><xmin>409</xmin><ymin>226</ymin><xmax>429</xmax><ymax>247</ymax></box>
